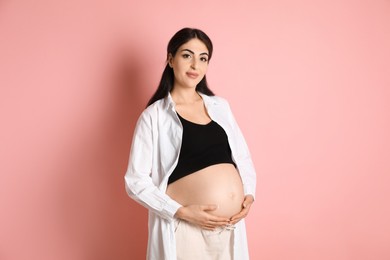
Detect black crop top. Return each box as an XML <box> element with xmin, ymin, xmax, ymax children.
<box><xmin>168</xmin><ymin>113</ymin><xmax>236</xmax><ymax>184</ymax></box>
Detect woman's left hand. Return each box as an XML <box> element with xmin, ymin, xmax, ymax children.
<box><xmin>229</xmin><ymin>195</ymin><xmax>254</xmax><ymax>225</ymax></box>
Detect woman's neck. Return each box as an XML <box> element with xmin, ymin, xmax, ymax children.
<box><xmin>170</xmin><ymin>88</ymin><xmax>201</xmax><ymax>105</ymax></box>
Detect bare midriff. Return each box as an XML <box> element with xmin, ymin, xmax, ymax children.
<box><xmin>166</xmin><ymin>163</ymin><xmax>244</xmax><ymax>218</ymax></box>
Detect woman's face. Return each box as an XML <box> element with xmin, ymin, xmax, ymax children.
<box><xmin>169</xmin><ymin>38</ymin><xmax>209</xmax><ymax>90</ymax></box>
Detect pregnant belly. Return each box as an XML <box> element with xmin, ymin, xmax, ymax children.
<box><xmin>166</xmin><ymin>163</ymin><xmax>244</xmax><ymax>218</ymax></box>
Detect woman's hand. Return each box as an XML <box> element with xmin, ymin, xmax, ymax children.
<box><xmin>229</xmin><ymin>195</ymin><xmax>254</xmax><ymax>225</ymax></box>
<box><xmin>175</xmin><ymin>204</ymin><xmax>230</xmax><ymax>230</ymax></box>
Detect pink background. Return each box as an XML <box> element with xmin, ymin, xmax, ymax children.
<box><xmin>1</xmin><ymin>0</ymin><xmax>389</xmax><ymax>259</ymax></box>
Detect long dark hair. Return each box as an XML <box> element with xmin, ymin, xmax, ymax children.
<box><xmin>146</xmin><ymin>28</ymin><xmax>215</xmax><ymax>107</ymax></box>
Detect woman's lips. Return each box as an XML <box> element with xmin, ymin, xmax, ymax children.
<box><xmin>186</xmin><ymin>72</ymin><xmax>199</xmax><ymax>79</ymax></box>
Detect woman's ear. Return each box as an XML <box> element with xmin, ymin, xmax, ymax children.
<box><xmin>168</xmin><ymin>53</ymin><xmax>173</xmax><ymax>68</ymax></box>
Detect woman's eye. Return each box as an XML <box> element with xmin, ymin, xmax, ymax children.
<box><xmin>182</xmin><ymin>54</ymin><xmax>191</xmax><ymax>59</ymax></box>
<box><xmin>200</xmin><ymin>57</ymin><xmax>208</xmax><ymax>62</ymax></box>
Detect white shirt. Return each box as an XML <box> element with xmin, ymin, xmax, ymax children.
<box><xmin>124</xmin><ymin>92</ymin><xmax>257</xmax><ymax>260</ymax></box>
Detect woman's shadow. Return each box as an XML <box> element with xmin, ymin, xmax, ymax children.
<box><xmin>56</xmin><ymin>43</ymin><xmax>153</xmax><ymax>260</ymax></box>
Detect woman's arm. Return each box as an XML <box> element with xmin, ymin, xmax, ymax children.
<box><xmin>124</xmin><ymin>110</ymin><xmax>182</xmax><ymax>221</ymax></box>
<box><xmin>225</xmin><ymin>100</ymin><xmax>257</xmax><ymax>199</ymax></box>
<box><xmin>224</xmin><ymin>100</ymin><xmax>257</xmax><ymax>223</ymax></box>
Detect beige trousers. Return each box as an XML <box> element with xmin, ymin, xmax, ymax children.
<box><xmin>174</xmin><ymin>219</ymin><xmax>234</xmax><ymax>260</ymax></box>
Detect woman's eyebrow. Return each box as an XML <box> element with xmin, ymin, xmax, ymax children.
<box><xmin>181</xmin><ymin>49</ymin><xmax>209</xmax><ymax>56</ymax></box>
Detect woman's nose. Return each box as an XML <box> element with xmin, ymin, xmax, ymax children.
<box><xmin>190</xmin><ymin>59</ymin><xmax>198</xmax><ymax>69</ymax></box>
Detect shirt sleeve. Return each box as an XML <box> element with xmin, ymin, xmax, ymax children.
<box><xmin>225</xmin><ymin>100</ymin><xmax>257</xmax><ymax>199</ymax></box>
<box><xmin>124</xmin><ymin>110</ymin><xmax>182</xmax><ymax>221</ymax></box>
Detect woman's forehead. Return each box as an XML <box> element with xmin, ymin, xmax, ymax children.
<box><xmin>179</xmin><ymin>39</ymin><xmax>209</xmax><ymax>54</ymax></box>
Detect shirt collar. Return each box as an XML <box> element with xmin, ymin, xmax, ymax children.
<box><xmin>163</xmin><ymin>91</ymin><xmax>219</xmax><ymax>110</ymax></box>
<box><xmin>198</xmin><ymin>92</ymin><xmax>219</xmax><ymax>107</ymax></box>
<box><xmin>163</xmin><ymin>92</ymin><xmax>176</xmax><ymax>110</ymax></box>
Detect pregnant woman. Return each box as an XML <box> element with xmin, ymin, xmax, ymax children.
<box><xmin>125</xmin><ymin>28</ymin><xmax>256</xmax><ymax>260</ymax></box>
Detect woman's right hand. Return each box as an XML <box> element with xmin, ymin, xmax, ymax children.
<box><xmin>174</xmin><ymin>205</ymin><xmax>230</xmax><ymax>230</ymax></box>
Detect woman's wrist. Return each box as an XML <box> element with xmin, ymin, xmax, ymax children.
<box><xmin>174</xmin><ymin>206</ymin><xmax>185</xmax><ymax>219</ymax></box>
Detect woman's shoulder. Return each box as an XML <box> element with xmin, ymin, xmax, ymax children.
<box><xmin>201</xmin><ymin>93</ymin><xmax>229</xmax><ymax>105</ymax></box>
<box><xmin>212</xmin><ymin>95</ymin><xmax>229</xmax><ymax>104</ymax></box>
<box><xmin>138</xmin><ymin>98</ymin><xmax>170</xmax><ymax>121</ymax></box>
<box><xmin>142</xmin><ymin>97</ymin><xmax>164</xmax><ymax>111</ymax></box>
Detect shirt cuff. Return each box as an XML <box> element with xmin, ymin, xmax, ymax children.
<box><xmin>243</xmin><ymin>186</ymin><xmax>256</xmax><ymax>200</ymax></box>
<box><xmin>163</xmin><ymin>199</ymin><xmax>183</xmax><ymax>220</ymax></box>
